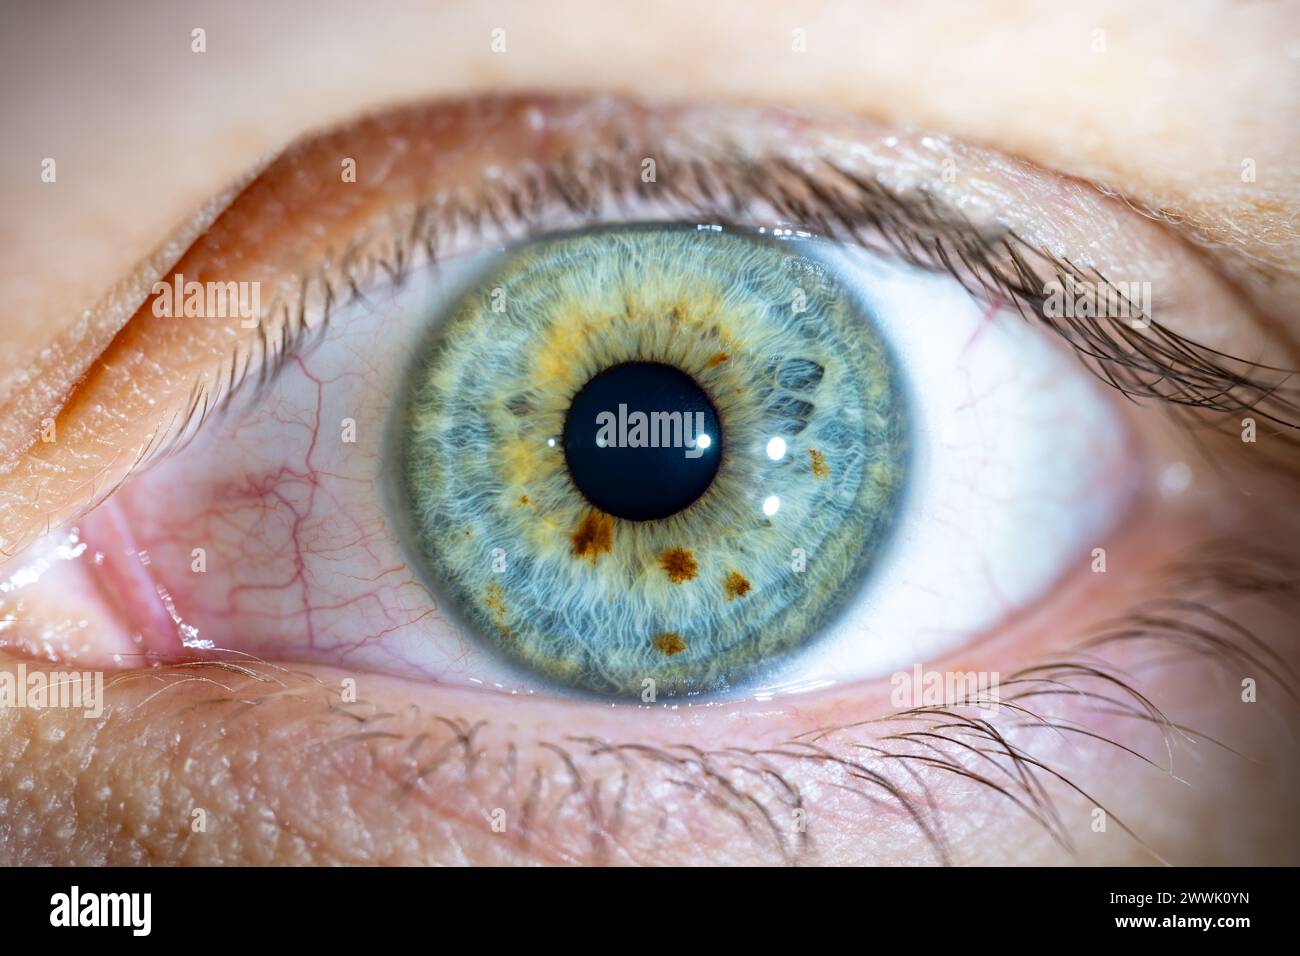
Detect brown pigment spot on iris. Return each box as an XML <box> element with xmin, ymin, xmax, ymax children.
<box><xmin>484</xmin><ymin>582</ymin><xmax>511</xmax><ymax>638</ymax></box>
<box><xmin>519</xmin><ymin>494</ymin><xmax>529</xmax><ymax>505</ymax></box>
<box><xmin>571</xmin><ymin>510</ymin><xmax>614</xmax><ymax>562</ymax></box>
<box><xmin>653</xmin><ymin>632</ymin><xmax>687</xmax><ymax>656</ymax></box>
<box><xmin>723</xmin><ymin>570</ymin><xmax>752</xmax><ymax>601</ymax></box>
<box><xmin>809</xmin><ymin>449</ymin><xmax>829</xmax><ymax>479</ymax></box>
<box><xmin>707</xmin><ymin>352</ymin><xmax>730</xmax><ymax>367</ymax></box>
<box><xmin>659</xmin><ymin>547</ymin><xmax>698</xmax><ymax>583</ymax></box>
<box><xmin>485</xmin><ymin>582</ymin><xmax>506</xmax><ymax>616</ymax></box>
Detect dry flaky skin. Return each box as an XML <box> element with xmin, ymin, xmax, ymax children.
<box><xmin>1</xmin><ymin>0</ymin><xmax>1299</xmax><ymax>866</ymax></box>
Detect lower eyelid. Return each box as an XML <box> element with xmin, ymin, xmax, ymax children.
<box><xmin>1</xmin><ymin>519</ymin><xmax>1279</xmax><ymax>867</ymax></box>
<box><xmin>0</xmin><ymin>648</ymin><xmax>997</xmax><ymax>865</ymax></box>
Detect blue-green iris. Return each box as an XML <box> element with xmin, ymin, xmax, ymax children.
<box><xmin>400</xmin><ymin>225</ymin><xmax>908</xmax><ymax>697</ymax></box>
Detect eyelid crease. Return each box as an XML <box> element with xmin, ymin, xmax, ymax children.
<box><xmin>0</xmin><ymin>168</ymin><xmax>263</xmax><ymax>472</ymax></box>
<box><xmin>2</xmin><ymin>94</ymin><xmax>1296</xmax><ymax>563</ymax></box>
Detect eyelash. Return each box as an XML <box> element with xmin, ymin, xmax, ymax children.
<box><xmin>174</xmin><ymin>135</ymin><xmax>1299</xmax><ymax>474</ymax></box>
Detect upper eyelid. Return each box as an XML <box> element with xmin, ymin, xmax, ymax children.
<box><xmin>213</xmin><ymin>112</ymin><xmax>1297</xmax><ymax>437</ymax></box>
<box><xmin>1</xmin><ymin>95</ymin><xmax>1293</xmax><ymax>561</ymax></box>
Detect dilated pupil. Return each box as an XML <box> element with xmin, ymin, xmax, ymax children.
<box><xmin>563</xmin><ymin>361</ymin><xmax>722</xmax><ymax>521</ymax></box>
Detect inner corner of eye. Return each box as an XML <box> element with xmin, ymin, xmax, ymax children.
<box><xmin>378</xmin><ymin>222</ymin><xmax>1132</xmax><ymax>702</ymax></box>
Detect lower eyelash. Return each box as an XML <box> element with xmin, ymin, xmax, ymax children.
<box><xmin>85</xmin><ymin>537</ymin><xmax>1295</xmax><ymax>865</ymax></box>
<box><xmin>570</xmin><ymin>540</ymin><xmax>1295</xmax><ymax>864</ymax></box>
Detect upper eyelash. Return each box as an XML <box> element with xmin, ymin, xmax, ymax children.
<box><xmin>665</xmin><ymin>152</ymin><xmax>1300</xmax><ymax>437</ymax></box>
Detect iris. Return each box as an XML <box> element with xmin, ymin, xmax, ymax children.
<box><xmin>400</xmin><ymin>226</ymin><xmax>909</xmax><ymax>697</ymax></box>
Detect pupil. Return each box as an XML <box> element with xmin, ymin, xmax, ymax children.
<box><xmin>563</xmin><ymin>361</ymin><xmax>722</xmax><ymax>521</ymax></box>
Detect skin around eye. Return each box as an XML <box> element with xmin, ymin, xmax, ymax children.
<box><xmin>1</xmin><ymin>73</ymin><xmax>1297</xmax><ymax>868</ymax></box>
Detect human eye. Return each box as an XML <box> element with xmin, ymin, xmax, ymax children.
<box><xmin>2</xmin><ymin>9</ymin><xmax>1297</xmax><ymax>871</ymax></box>
<box><xmin>1</xmin><ymin>100</ymin><xmax>1187</xmax><ymax>697</ymax></box>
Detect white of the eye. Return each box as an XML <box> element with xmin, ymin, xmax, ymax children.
<box><xmin>752</xmin><ymin>241</ymin><xmax>1137</xmax><ymax>698</ymax></box>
